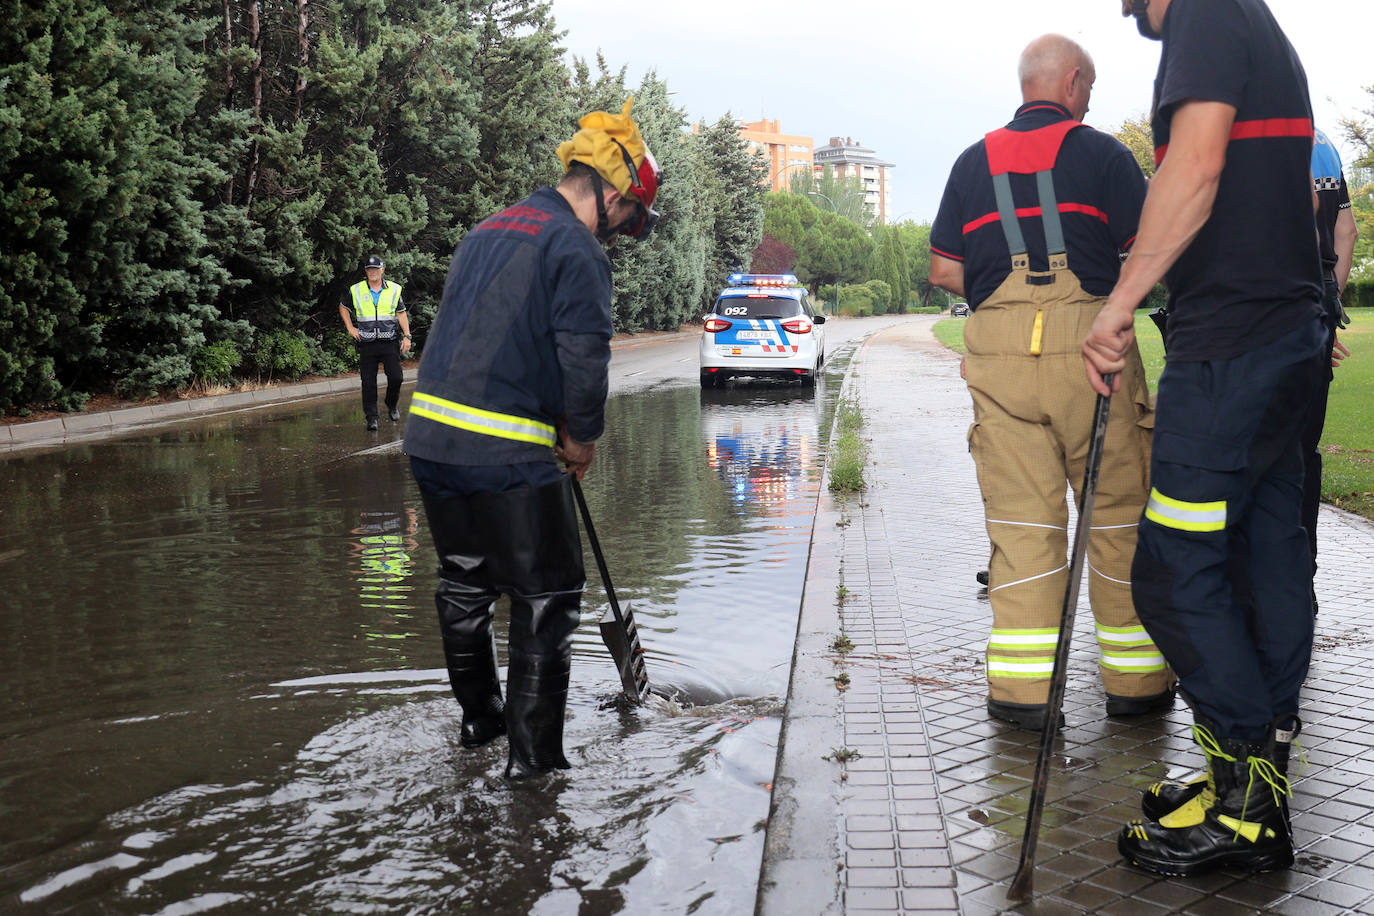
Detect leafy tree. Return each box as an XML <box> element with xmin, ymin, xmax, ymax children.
<box><xmin>751</xmin><ymin>234</ymin><xmax>797</xmax><ymax>274</ymax></box>
<box><xmin>894</xmin><ymin>220</ymin><xmax>933</xmax><ymax>300</ymax></box>
<box><xmin>869</xmin><ymin>226</ymin><xmax>904</xmax><ymax>314</ymax></box>
<box><xmin>762</xmin><ymin>191</ymin><xmax>872</xmax><ymax>305</ymax></box>
<box><xmin>1111</xmin><ymin>113</ymin><xmax>1156</xmax><ymax>177</ymax></box>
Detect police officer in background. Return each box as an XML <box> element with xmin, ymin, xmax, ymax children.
<box><xmin>930</xmin><ymin>33</ymin><xmax>1173</xmax><ymax>733</ymax></box>
<box><xmin>339</xmin><ymin>255</ymin><xmax>411</xmax><ymax>431</ymax></box>
<box><xmin>1084</xmin><ymin>0</ymin><xmax>1327</xmax><ymax>878</ymax></box>
<box><xmin>1303</xmin><ymin>128</ymin><xmax>1358</xmax><ymax>605</ymax></box>
<box><xmin>404</xmin><ymin>99</ymin><xmax>660</xmax><ymax>779</ymax></box>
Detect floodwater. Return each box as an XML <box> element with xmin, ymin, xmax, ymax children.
<box><xmin>0</xmin><ymin>345</ymin><xmax>857</xmax><ymax>914</ymax></box>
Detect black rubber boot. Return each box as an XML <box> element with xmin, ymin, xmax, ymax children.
<box><xmin>504</xmin><ymin>604</ymin><xmax>577</xmax><ymax>779</ymax></box>
<box><xmin>1120</xmin><ymin>732</ymin><xmax>1293</xmax><ymax>876</ymax></box>
<box><xmin>471</xmin><ymin>476</ymin><xmax>584</xmax><ymax>779</ymax></box>
<box><xmin>435</xmin><ymin>577</ymin><xmax>506</xmax><ymax>749</ymax></box>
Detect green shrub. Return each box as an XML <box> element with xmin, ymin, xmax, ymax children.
<box><xmin>191</xmin><ymin>341</ymin><xmax>243</xmax><ymax>385</ymax></box>
<box><xmin>321</xmin><ymin>329</ymin><xmax>359</xmax><ymax>371</ymax></box>
<box><xmin>864</xmin><ymin>280</ymin><xmax>891</xmax><ymax>316</ymax></box>
<box><xmin>828</xmin><ymin>397</ymin><xmax>868</xmax><ymax>492</ymax></box>
<box><xmin>250</xmin><ymin>329</ymin><xmax>313</xmax><ymax>380</ymax></box>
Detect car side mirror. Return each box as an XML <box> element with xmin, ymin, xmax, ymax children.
<box><xmin>813</xmin><ymin>315</ymin><xmax>827</xmax><ymax>325</ymax></box>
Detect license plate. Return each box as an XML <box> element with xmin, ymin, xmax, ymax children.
<box><xmin>736</xmin><ymin>330</ymin><xmax>773</xmax><ymax>341</ymax></box>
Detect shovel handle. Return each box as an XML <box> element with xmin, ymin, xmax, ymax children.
<box><xmin>569</xmin><ymin>477</ymin><xmax>629</xmax><ymax>629</ymax></box>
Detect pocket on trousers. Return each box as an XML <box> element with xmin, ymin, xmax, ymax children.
<box><xmin>1130</xmin><ymin>547</ymin><xmax>1201</xmax><ymax>679</ymax></box>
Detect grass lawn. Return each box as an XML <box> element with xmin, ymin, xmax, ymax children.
<box><xmin>932</xmin><ymin>310</ymin><xmax>1374</xmax><ymax>519</ymax></box>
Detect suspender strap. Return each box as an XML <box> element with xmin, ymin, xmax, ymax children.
<box><xmin>1036</xmin><ymin>170</ymin><xmax>1066</xmax><ymax>257</ymax></box>
<box><xmin>992</xmin><ymin>173</ymin><xmax>1026</xmax><ymax>257</ymax></box>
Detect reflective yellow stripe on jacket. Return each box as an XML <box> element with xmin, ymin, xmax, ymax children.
<box><xmin>410</xmin><ymin>392</ymin><xmax>556</xmax><ymax>446</ymax></box>
<box><xmin>1144</xmin><ymin>488</ymin><xmax>1226</xmax><ymax>532</ymax></box>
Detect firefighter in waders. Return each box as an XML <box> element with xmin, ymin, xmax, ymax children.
<box><xmin>404</xmin><ymin>99</ymin><xmax>660</xmax><ymax>779</ymax></box>
<box><xmin>930</xmin><ymin>34</ymin><xmax>1175</xmax><ymax>733</ymax></box>
<box><xmin>1083</xmin><ymin>0</ymin><xmax>1328</xmax><ymax>877</ymax></box>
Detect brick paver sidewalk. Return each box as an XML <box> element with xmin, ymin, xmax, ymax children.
<box><xmin>759</xmin><ymin>318</ymin><xmax>1374</xmax><ymax>915</ymax></box>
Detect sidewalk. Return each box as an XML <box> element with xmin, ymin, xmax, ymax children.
<box><xmin>759</xmin><ymin>319</ymin><xmax>1374</xmax><ymax>915</ymax></box>
<box><xmin>0</xmin><ymin>330</ymin><xmax>699</xmax><ymax>453</ymax></box>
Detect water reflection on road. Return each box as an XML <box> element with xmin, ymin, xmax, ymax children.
<box><xmin>0</xmin><ymin>345</ymin><xmax>857</xmax><ymax>913</ymax></box>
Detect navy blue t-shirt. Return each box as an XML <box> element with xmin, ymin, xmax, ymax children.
<box><xmin>931</xmin><ymin>102</ymin><xmax>1146</xmax><ymax>309</ymax></box>
<box><xmin>1151</xmin><ymin>0</ymin><xmax>1322</xmax><ymax>360</ymax></box>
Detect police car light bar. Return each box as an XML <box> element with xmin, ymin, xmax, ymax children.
<box><xmin>727</xmin><ymin>273</ymin><xmax>800</xmax><ymax>288</ymax></box>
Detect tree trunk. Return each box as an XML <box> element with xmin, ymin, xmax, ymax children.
<box><xmin>223</xmin><ymin>0</ymin><xmax>235</xmax><ymax>204</ymax></box>
<box><xmin>294</xmin><ymin>0</ymin><xmax>309</xmax><ymax>122</ymax></box>
<box><xmin>245</xmin><ymin>0</ymin><xmax>262</xmax><ymax>213</ymax></box>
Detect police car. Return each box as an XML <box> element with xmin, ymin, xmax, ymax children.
<box><xmin>698</xmin><ymin>274</ymin><xmax>826</xmax><ymax>388</ymax></box>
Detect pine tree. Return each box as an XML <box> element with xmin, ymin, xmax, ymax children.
<box><xmin>696</xmin><ymin>114</ymin><xmax>766</xmax><ymax>309</ymax></box>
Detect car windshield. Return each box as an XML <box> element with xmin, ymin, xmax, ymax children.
<box><xmin>714</xmin><ymin>295</ymin><xmax>803</xmax><ymax>320</ymax></box>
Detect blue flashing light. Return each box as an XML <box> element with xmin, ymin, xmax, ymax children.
<box><xmin>726</xmin><ymin>273</ymin><xmax>800</xmax><ymax>288</ymax></box>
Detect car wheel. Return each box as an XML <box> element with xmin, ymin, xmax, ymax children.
<box><xmin>700</xmin><ymin>370</ymin><xmax>720</xmax><ymax>389</ymax></box>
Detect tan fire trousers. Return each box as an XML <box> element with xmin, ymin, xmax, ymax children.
<box><xmin>963</xmin><ymin>260</ymin><xmax>1174</xmax><ymax>706</ymax></box>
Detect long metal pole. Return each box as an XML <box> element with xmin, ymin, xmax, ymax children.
<box><xmin>1007</xmin><ymin>373</ymin><xmax>1115</xmax><ymax>903</ymax></box>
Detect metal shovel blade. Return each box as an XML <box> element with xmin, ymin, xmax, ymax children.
<box><xmin>598</xmin><ymin>599</ymin><xmax>650</xmax><ymax>702</ymax></box>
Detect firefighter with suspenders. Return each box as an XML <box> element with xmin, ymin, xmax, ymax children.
<box><xmin>931</xmin><ymin>33</ymin><xmax>1175</xmax><ymax>732</ymax></box>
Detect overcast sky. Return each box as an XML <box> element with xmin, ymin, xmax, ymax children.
<box><xmin>551</xmin><ymin>0</ymin><xmax>1371</xmax><ymax>221</ymax></box>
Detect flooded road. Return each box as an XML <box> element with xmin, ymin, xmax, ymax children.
<box><xmin>0</xmin><ymin>317</ymin><xmax>909</xmax><ymax>913</ymax></box>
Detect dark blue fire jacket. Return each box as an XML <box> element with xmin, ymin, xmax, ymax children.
<box><xmin>404</xmin><ymin>187</ymin><xmax>614</xmax><ymax>467</ymax></box>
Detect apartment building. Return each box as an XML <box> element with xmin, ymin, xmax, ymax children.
<box><xmin>738</xmin><ymin>119</ymin><xmax>815</xmax><ymax>192</ymax></box>
<box><xmin>813</xmin><ymin>137</ymin><xmax>895</xmax><ymax>224</ymax></box>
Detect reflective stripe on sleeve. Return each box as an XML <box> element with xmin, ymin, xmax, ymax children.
<box><xmin>987</xmin><ymin>656</ymin><xmax>1055</xmax><ymax>678</ymax></box>
<box><xmin>410</xmin><ymin>392</ymin><xmax>556</xmax><ymax>446</ymax></box>
<box><xmin>1144</xmin><ymin>487</ymin><xmax>1226</xmax><ymax>532</ymax></box>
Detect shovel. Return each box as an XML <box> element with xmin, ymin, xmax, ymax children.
<box><xmin>570</xmin><ymin>477</ymin><xmax>652</xmax><ymax>704</ymax></box>
<box><xmin>1008</xmin><ymin>372</ymin><xmax>1114</xmax><ymax>903</ymax></box>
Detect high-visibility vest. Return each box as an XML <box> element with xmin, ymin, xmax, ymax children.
<box><xmin>349</xmin><ymin>280</ymin><xmax>402</xmax><ymax>340</ymax></box>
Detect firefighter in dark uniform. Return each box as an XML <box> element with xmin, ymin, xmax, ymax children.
<box><xmin>930</xmin><ymin>33</ymin><xmax>1173</xmax><ymax>732</ymax></box>
<box><xmin>1302</xmin><ymin>128</ymin><xmax>1357</xmax><ymax>602</ymax></box>
<box><xmin>403</xmin><ymin>99</ymin><xmax>660</xmax><ymax>779</ymax></box>
<box><xmin>339</xmin><ymin>255</ymin><xmax>411</xmax><ymax>431</ymax></box>
<box><xmin>1084</xmin><ymin>0</ymin><xmax>1327</xmax><ymax>877</ymax></box>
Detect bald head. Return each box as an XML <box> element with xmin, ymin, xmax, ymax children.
<box><xmin>1018</xmin><ymin>34</ymin><xmax>1096</xmax><ymax>121</ymax></box>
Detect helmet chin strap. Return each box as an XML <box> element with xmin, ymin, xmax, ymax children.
<box><xmin>589</xmin><ymin>171</ymin><xmax>618</xmax><ymax>242</ymax></box>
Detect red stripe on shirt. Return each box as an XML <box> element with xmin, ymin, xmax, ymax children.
<box><xmin>930</xmin><ymin>245</ymin><xmax>964</xmax><ymax>262</ymax></box>
<box><xmin>961</xmin><ymin>202</ymin><xmax>1110</xmax><ymax>236</ymax></box>
<box><xmin>1153</xmin><ymin>116</ymin><xmax>1313</xmax><ymax>167</ymax></box>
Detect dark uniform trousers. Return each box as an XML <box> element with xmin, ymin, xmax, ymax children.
<box><xmin>1132</xmin><ymin>317</ymin><xmax>1326</xmax><ymax>741</ymax></box>
<box><xmin>358</xmin><ymin>338</ymin><xmax>403</xmax><ymax>422</ymax></box>
<box><xmin>1299</xmin><ymin>279</ymin><xmax>1342</xmax><ymax>581</ymax></box>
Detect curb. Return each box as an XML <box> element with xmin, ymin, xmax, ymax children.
<box><xmin>0</xmin><ymin>331</ymin><xmax>702</xmax><ymax>454</ymax></box>
<box><xmin>755</xmin><ymin>332</ymin><xmax>879</xmax><ymax>916</ymax></box>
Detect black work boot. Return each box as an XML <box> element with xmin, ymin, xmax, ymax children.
<box><xmin>987</xmin><ymin>698</ymin><xmax>1064</xmax><ymax>731</ymax></box>
<box><xmin>1120</xmin><ymin>731</ymin><xmax>1293</xmax><ymax>876</ymax></box>
<box><xmin>436</xmin><ymin>577</ymin><xmax>506</xmax><ymax>749</ymax></box>
<box><xmin>1107</xmin><ymin>686</ymin><xmax>1176</xmax><ymax>718</ymax></box>
<box><xmin>1142</xmin><ymin>714</ymin><xmax>1300</xmax><ymax>826</ymax></box>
